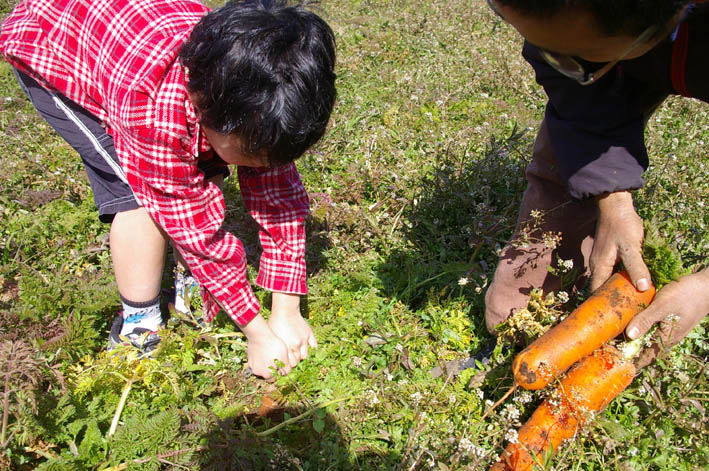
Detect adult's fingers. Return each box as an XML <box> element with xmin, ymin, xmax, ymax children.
<box><xmin>634</xmin><ymin>343</ymin><xmax>662</xmax><ymax>370</ymax></box>
<box><xmin>626</xmin><ymin>299</ymin><xmax>668</xmax><ymax>340</ymax></box>
<box><xmin>590</xmin><ymin>260</ymin><xmax>615</xmax><ymax>292</ymax></box>
<box><xmin>619</xmin><ymin>246</ymin><xmax>652</xmax><ymax>292</ymax></box>
<box><xmin>309</xmin><ymin>333</ymin><xmax>318</xmax><ymax>349</ymax></box>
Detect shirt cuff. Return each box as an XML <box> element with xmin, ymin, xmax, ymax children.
<box><xmin>255</xmin><ymin>256</ymin><xmax>308</xmax><ymax>295</ymax></box>
<box><xmin>201</xmin><ymin>283</ymin><xmax>261</xmax><ymax>326</ymax></box>
<box><xmin>564</xmin><ymin>145</ymin><xmax>646</xmax><ymax>200</ymax></box>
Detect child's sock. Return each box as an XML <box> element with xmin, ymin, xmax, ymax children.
<box><xmin>120</xmin><ymin>295</ymin><xmax>163</xmax><ymax>335</ymax></box>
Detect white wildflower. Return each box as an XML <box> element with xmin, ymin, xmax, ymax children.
<box><xmin>476</xmin><ymin>389</ymin><xmax>484</xmax><ymax>400</ymax></box>
<box><xmin>514</xmin><ymin>391</ymin><xmax>533</xmax><ymax>404</ymax></box>
<box><xmin>561</xmin><ymin>259</ymin><xmax>574</xmax><ymax>271</ymax></box>
<box><xmin>556</xmin><ymin>291</ymin><xmax>569</xmax><ymax>304</ymax></box>
<box><xmin>502</xmin><ymin>404</ymin><xmax>520</xmax><ymax>421</ymax></box>
<box><xmin>366</xmin><ymin>389</ymin><xmax>380</xmax><ymax>406</ymax></box>
<box><xmin>448</xmin><ymin>393</ymin><xmax>457</xmax><ymax>405</ymax></box>
<box><xmin>458</xmin><ymin>437</ymin><xmax>474</xmax><ymax>453</ymax></box>
<box><xmin>458</xmin><ymin>277</ymin><xmax>470</xmax><ymax>286</ymax></box>
<box><xmin>504</xmin><ymin>429</ymin><xmax>519</xmax><ymax>444</ymax></box>
<box><xmin>352</xmin><ymin>356</ymin><xmax>362</xmax><ymax>367</ymax></box>
<box><xmin>410</xmin><ymin>391</ymin><xmax>423</xmax><ymax>405</ymax></box>
<box><xmin>395</xmin><ymin>343</ymin><xmax>404</xmax><ymax>353</ymax></box>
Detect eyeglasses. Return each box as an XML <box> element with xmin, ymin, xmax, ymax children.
<box><xmin>537</xmin><ymin>26</ymin><xmax>657</xmax><ymax>85</ymax></box>
<box><xmin>485</xmin><ymin>0</ymin><xmax>658</xmax><ymax>86</ymax></box>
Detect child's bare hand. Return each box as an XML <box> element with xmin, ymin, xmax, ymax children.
<box><xmin>241</xmin><ymin>314</ymin><xmax>291</xmax><ymax>380</ymax></box>
<box><xmin>269</xmin><ymin>292</ymin><xmax>317</xmax><ymax>367</ymax></box>
<box><xmin>627</xmin><ymin>269</ymin><xmax>709</xmax><ymax>369</ymax></box>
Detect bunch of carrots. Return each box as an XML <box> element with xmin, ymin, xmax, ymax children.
<box><xmin>488</xmin><ymin>271</ymin><xmax>656</xmax><ymax>471</ymax></box>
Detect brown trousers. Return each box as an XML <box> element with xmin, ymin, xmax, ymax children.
<box><xmin>484</xmin><ymin>119</ymin><xmax>598</xmax><ymax>333</ymax></box>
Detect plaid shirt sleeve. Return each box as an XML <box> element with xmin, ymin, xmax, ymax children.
<box><xmin>238</xmin><ymin>164</ymin><xmax>310</xmax><ymax>295</ymax></box>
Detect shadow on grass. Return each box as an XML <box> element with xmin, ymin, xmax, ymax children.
<box><xmin>194</xmin><ymin>403</ymin><xmax>401</xmax><ymax>470</ymax></box>
<box><xmin>375</xmin><ymin>128</ymin><xmax>532</xmax><ymax>319</ymax></box>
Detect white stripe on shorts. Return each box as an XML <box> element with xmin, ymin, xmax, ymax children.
<box><xmin>50</xmin><ymin>94</ymin><xmax>130</xmax><ymax>186</ymax></box>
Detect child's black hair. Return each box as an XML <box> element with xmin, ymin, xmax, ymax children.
<box><xmin>180</xmin><ymin>0</ymin><xmax>336</xmax><ymax>167</ymax></box>
<box><xmin>494</xmin><ymin>0</ymin><xmax>692</xmax><ymax>37</ymax></box>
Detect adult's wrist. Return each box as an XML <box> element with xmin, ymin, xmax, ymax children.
<box><xmin>595</xmin><ymin>190</ymin><xmax>634</xmax><ymax>213</ymax></box>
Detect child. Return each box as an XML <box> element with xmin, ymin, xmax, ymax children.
<box><xmin>483</xmin><ymin>0</ymin><xmax>708</xmax><ymax>367</ymax></box>
<box><xmin>0</xmin><ymin>0</ymin><xmax>337</xmax><ymax>379</ymax></box>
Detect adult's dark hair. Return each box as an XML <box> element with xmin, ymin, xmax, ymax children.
<box><xmin>180</xmin><ymin>0</ymin><xmax>336</xmax><ymax>167</ymax></box>
<box><xmin>494</xmin><ymin>0</ymin><xmax>692</xmax><ymax>37</ymax></box>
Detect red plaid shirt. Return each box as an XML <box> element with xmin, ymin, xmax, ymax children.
<box><xmin>0</xmin><ymin>0</ymin><xmax>310</xmax><ymax>325</ymax></box>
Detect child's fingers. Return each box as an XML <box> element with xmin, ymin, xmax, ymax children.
<box><xmin>246</xmin><ymin>362</ymin><xmax>275</xmax><ymax>381</ymax></box>
<box><xmin>300</xmin><ymin>343</ymin><xmax>309</xmax><ymax>360</ymax></box>
<box><xmin>308</xmin><ymin>334</ymin><xmax>318</xmax><ymax>349</ymax></box>
<box><xmin>287</xmin><ymin>349</ymin><xmax>299</xmax><ymax>368</ymax></box>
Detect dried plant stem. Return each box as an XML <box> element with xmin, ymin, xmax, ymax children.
<box><xmin>108</xmin><ymin>379</ymin><xmax>133</xmax><ymax>438</ymax></box>
<box><xmin>1</xmin><ymin>384</ymin><xmax>10</xmax><ymax>448</ymax></box>
<box><xmin>24</xmin><ymin>446</ymin><xmax>59</xmax><ymax>460</ymax></box>
<box><xmin>481</xmin><ymin>384</ymin><xmax>517</xmax><ymax>421</ymax></box>
<box><xmin>255</xmin><ymin>396</ymin><xmax>351</xmax><ymax>437</ymax></box>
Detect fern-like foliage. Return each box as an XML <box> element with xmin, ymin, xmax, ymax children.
<box><xmin>0</xmin><ymin>339</ymin><xmax>43</xmax><ymax>448</ymax></box>
<box><xmin>108</xmin><ymin>408</ymin><xmax>182</xmax><ymax>469</ymax></box>
<box><xmin>643</xmin><ymin>222</ymin><xmax>689</xmax><ymax>289</ymax></box>
<box><xmin>40</xmin><ymin>311</ymin><xmax>101</xmax><ymax>361</ymax></box>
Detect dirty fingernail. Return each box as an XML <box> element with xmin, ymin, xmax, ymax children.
<box><xmin>628</xmin><ymin>327</ymin><xmax>640</xmax><ymax>339</ymax></box>
<box><xmin>636</xmin><ymin>278</ymin><xmax>650</xmax><ymax>291</ymax></box>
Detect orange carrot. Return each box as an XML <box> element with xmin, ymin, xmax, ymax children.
<box><xmin>490</xmin><ymin>345</ymin><xmax>636</xmax><ymax>471</ymax></box>
<box><xmin>512</xmin><ymin>271</ymin><xmax>654</xmax><ymax>390</ymax></box>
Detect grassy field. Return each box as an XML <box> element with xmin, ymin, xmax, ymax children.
<box><xmin>1</xmin><ymin>0</ymin><xmax>708</xmax><ymax>470</ymax></box>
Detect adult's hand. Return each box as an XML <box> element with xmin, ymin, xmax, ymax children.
<box><xmin>590</xmin><ymin>191</ymin><xmax>652</xmax><ymax>292</ymax></box>
<box><xmin>627</xmin><ymin>269</ymin><xmax>709</xmax><ymax>369</ymax></box>
<box><xmin>269</xmin><ymin>292</ymin><xmax>317</xmax><ymax>368</ymax></box>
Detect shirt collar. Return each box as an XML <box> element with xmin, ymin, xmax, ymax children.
<box><xmin>184</xmin><ymin>79</ymin><xmax>212</xmax><ymax>158</ymax></box>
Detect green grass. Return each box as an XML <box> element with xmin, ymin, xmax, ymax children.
<box><xmin>1</xmin><ymin>1</ymin><xmax>708</xmax><ymax>470</ymax></box>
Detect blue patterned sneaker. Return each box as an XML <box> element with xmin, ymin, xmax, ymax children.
<box><xmin>172</xmin><ymin>266</ymin><xmax>206</xmax><ymax>327</ymax></box>
<box><xmin>108</xmin><ymin>314</ymin><xmax>162</xmax><ymax>355</ymax></box>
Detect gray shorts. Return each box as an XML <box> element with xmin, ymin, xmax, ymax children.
<box><xmin>14</xmin><ymin>69</ymin><xmax>229</xmax><ymax>223</ymax></box>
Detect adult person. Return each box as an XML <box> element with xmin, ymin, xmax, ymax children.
<box><xmin>483</xmin><ymin>0</ymin><xmax>708</xmax><ymax>367</ymax></box>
